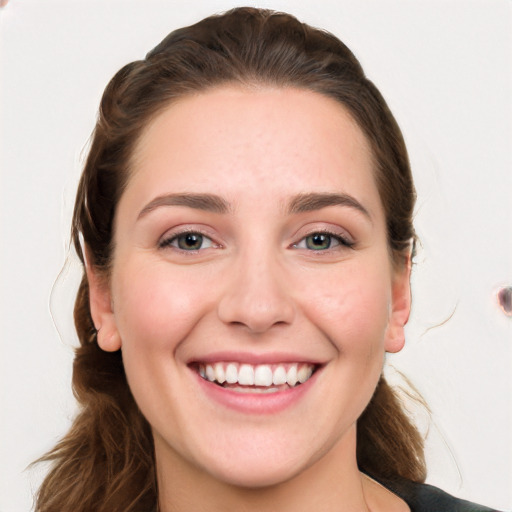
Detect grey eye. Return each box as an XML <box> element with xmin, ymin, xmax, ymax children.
<box><xmin>294</xmin><ymin>231</ymin><xmax>353</xmax><ymax>251</ymax></box>
<box><xmin>305</xmin><ymin>233</ymin><xmax>336</xmax><ymax>250</ymax></box>
<box><xmin>160</xmin><ymin>232</ymin><xmax>214</xmax><ymax>251</ymax></box>
<box><xmin>177</xmin><ymin>233</ymin><xmax>204</xmax><ymax>250</ymax></box>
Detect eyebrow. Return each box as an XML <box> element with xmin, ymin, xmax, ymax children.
<box><xmin>287</xmin><ymin>192</ymin><xmax>371</xmax><ymax>219</ymax></box>
<box><xmin>137</xmin><ymin>191</ymin><xmax>370</xmax><ymax>220</ymax></box>
<box><xmin>138</xmin><ymin>193</ymin><xmax>230</xmax><ymax>218</ymax></box>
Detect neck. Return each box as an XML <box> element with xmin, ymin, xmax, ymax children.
<box><xmin>156</xmin><ymin>425</ymin><xmax>376</xmax><ymax>512</ymax></box>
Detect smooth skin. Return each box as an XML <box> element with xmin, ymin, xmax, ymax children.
<box><xmin>88</xmin><ymin>86</ymin><xmax>411</xmax><ymax>511</ymax></box>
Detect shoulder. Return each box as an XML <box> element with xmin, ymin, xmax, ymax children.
<box><xmin>373</xmin><ymin>475</ymin><xmax>501</xmax><ymax>512</ymax></box>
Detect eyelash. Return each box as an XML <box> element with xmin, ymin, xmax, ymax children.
<box><xmin>293</xmin><ymin>230</ymin><xmax>355</xmax><ymax>252</ymax></box>
<box><xmin>158</xmin><ymin>230</ymin><xmax>217</xmax><ymax>252</ymax></box>
<box><xmin>158</xmin><ymin>229</ymin><xmax>354</xmax><ymax>253</ymax></box>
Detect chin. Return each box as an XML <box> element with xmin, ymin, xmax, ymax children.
<box><xmin>207</xmin><ymin>457</ymin><xmax>307</xmax><ymax>489</ymax></box>
<box><xmin>189</xmin><ymin>427</ymin><xmax>336</xmax><ymax>491</ymax></box>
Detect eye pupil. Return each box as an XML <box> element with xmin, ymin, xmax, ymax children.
<box><xmin>178</xmin><ymin>233</ymin><xmax>203</xmax><ymax>250</ymax></box>
<box><xmin>306</xmin><ymin>233</ymin><xmax>331</xmax><ymax>250</ymax></box>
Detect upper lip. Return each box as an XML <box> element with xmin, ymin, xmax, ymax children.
<box><xmin>187</xmin><ymin>351</ymin><xmax>326</xmax><ymax>366</ymax></box>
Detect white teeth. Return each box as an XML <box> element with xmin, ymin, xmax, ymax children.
<box><xmin>198</xmin><ymin>362</ymin><xmax>315</xmax><ymax>389</ymax></box>
<box><xmin>272</xmin><ymin>365</ymin><xmax>287</xmax><ymax>385</ymax></box>
<box><xmin>254</xmin><ymin>365</ymin><xmax>273</xmax><ymax>386</ymax></box>
<box><xmin>214</xmin><ymin>363</ymin><xmax>226</xmax><ymax>384</ymax></box>
<box><xmin>298</xmin><ymin>365</ymin><xmax>313</xmax><ymax>383</ymax></box>
<box><xmin>238</xmin><ymin>364</ymin><xmax>255</xmax><ymax>385</ymax></box>
<box><xmin>225</xmin><ymin>363</ymin><xmax>238</xmax><ymax>384</ymax></box>
<box><xmin>286</xmin><ymin>365</ymin><xmax>298</xmax><ymax>386</ymax></box>
<box><xmin>205</xmin><ymin>365</ymin><xmax>215</xmax><ymax>382</ymax></box>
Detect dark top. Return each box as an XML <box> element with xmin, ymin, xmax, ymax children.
<box><xmin>376</xmin><ymin>476</ymin><xmax>502</xmax><ymax>512</ymax></box>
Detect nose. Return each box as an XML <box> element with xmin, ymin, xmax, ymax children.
<box><xmin>217</xmin><ymin>249</ymin><xmax>295</xmax><ymax>334</ymax></box>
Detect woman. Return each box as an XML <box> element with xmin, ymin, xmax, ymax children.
<box><xmin>34</xmin><ymin>7</ymin><xmax>501</xmax><ymax>511</ymax></box>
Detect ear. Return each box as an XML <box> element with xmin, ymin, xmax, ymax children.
<box><xmin>85</xmin><ymin>247</ymin><xmax>122</xmax><ymax>352</ymax></box>
<box><xmin>384</xmin><ymin>255</ymin><xmax>412</xmax><ymax>354</ymax></box>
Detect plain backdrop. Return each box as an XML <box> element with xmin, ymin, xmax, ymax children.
<box><xmin>1</xmin><ymin>1</ymin><xmax>511</xmax><ymax>511</ymax></box>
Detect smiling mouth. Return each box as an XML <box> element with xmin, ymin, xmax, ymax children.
<box><xmin>193</xmin><ymin>362</ymin><xmax>317</xmax><ymax>393</ymax></box>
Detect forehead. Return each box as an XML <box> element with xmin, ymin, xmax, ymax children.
<box><xmin>126</xmin><ymin>86</ymin><xmax>381</xmax><ymax>216</ymax></box>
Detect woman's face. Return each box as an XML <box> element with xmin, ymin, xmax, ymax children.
<box><xmin>89</xmin><ymin>86</ymin><xmax>411</xmax><ymax>488</ymax></box>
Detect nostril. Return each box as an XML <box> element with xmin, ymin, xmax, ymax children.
<box><xmin>217</xmin><ymin>295</ymin><xmax>295</xmax><ymax>333</ymax></box>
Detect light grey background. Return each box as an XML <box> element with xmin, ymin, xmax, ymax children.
<box><xmin>1</xmin><ymin>1</ymin><xmax>511</xmax><ymax>511</ymax></box>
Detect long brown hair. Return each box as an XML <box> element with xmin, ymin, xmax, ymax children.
<box><xmin>35</xmin><ymin>8</ymin><xmax>425</xmax><ymax>511</ymax></box>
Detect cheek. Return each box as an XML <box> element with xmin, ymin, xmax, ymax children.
<box><xmin>302</xmin><ymin>262</ymin><xmax>391</xmax><ymax>354</ymax></box>
<box><xmin>110</xmin><ymin>260</ymin><xmax>213</xmax><ymax>423</ymax></box>
<box><xmin>112</xmin><ymin>260</ymin><xmax>212</xmax><ymax>349</ymax></box>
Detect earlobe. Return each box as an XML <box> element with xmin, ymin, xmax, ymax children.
<box><xmin>85</xmin><ymin>247</ymin><xmax>122</xmax><ymax>352</ymax></box>
<box><xmin>384</xmin><ymin>255</ymin><xmax>412</xmax><ymax>354</ymax></box>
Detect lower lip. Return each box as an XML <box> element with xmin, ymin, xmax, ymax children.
<box><xmin>193</xmin><ymin>369</ymin><xmax>320</xmax><ymax>415</ymax></box>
